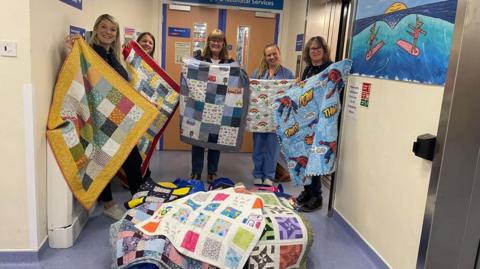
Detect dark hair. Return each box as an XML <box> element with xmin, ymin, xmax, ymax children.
<box><xmin>136</xmin><ymin>32</ymin><xmax>156</xmax><ymax>57</ymax></box>
<box><xmin>302</xmin><ymin>36</ymin><xmax>331</xmax><ymax>65</ymax></box>
<box><xmin>203</xmin><ymin>29</ymin><xmax>229</xmax><ymax>60</ymax></box>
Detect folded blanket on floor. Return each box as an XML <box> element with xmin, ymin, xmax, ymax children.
<box><xmin>179</xmin><ymin>58</ymin><xmax>250</xmax><ymax>151</ymax></box>
<box><xmin>111</xmin><ymin>185</ymin><xmax>313</xmax><ymax>269</ymax></box>
<box><xmin>246</xmin><ymin>79</ymin><xmax>296</xmax><ymax>133</ymax></box>
<box><xmin>248</xmin><ymin>192</ymin><xmax>313</xmax><ymax>269</ymax></box>
<box><xmin>118</xmin><ymin>40</ymin><xmax>180</xmax><ymax>181</ymax></box>
<box><xmin>111</xmin><ymin>203</ymin><xmax>217</xmax><ymax>269</ymax></box>
<box><xmin>273</xmin><ymin>60</ymin><xmax>352</xmax><ymax>186</ymax></box>
<box><xmin>46</xmin><ymin>38</ymin><xmax>158</xmax><ymax>209</ymax></box>
<box><xmin>136</xmin><ymin>188</ymin><xmax>266</xmax><ymax>269</ymax></box>
<box><xmin>124</xmin><ymin>180</ymin><xmax>191</xmax><ymax>209</ymax></box>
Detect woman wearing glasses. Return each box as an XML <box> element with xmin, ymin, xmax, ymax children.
<box><xmin>297</xmin><ymin>36</ymin><xmax>333</xmax><ymax>212</ymax></box>
<box><xmin>190</xmin><ymin>29</ymin><xmax>234</xmax><ymax>184</ymax></box>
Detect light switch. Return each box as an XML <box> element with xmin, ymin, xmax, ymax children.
<box><xmin>0</xmin><ymin>40</ymin><xmax>17</xmax><ymax>57</ymax></box>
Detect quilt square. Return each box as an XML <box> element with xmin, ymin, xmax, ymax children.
<box><xmin>172</xmin><ymin>208</ymin><xmax>190</xmax><ymax>224</ymax></box>
<box><xmin>192</xmin><ymin>212</ymin><xmax>210</xmax><ymax>228</ymax></box>
<box><xmin>275</xmin><ymin>217</ymin><xmax>303</xmax><ymax>240</ymax></box>
<box><xmin>184</xmin><ymin>199</ymin><xmax>201</xmax><ymax>210</ymax></box>
<box><xmin>99</xmin><ymin>118</ymin><xmax>118</xmax><ymax>137</ymax></box>
<box><xmin>249</xmin><ymin>245</ymin><xmax>275</xmax><ymax>269</ymax></box>
<box><xmin>225</xmin><ymin>248</ymin><xmax>242</xmax><ymax>268</ymax></box>
<box><xmin>199</xmin><ymin>123</ymin><xmax>220</xmax><ymax>142</ymax></box>
<box><xmin>242</xmin><ymin>214</ymin><xmax>264</xmax><ymax>229</ymax></box>
<box><xmin>210</xmin><ymin>218</ymin><xmax>232</xmax><ymax>237</ymax></box>
<box><xmin>208</xmin><ymin>65</ymin><xmax>230</xmax><ymax>85</ymax></box>
<box><xmin>181</xmin><ymin>231</ymin><xmax>200</xmax><ymax>252</ymax></box>
<box><xmin>181</xmin><ymin>118</ymin><xmax>201</xmax><ymax>140</ymax></box>
<box><xmin>201</xmin><ymin>238</ymin><xmax>222</xmax><ymax>260</ymax></box>
<box><xmin>188</xmin><ymin>80</ymin><xmax>207</xmax><ymax>102</ymax></box>
<box><xmin>204</xmin><ymin>203</ymin><xmax>221</xmax><ymax>212</ymax></box>
<box><xmin>218</xmin><ymin>126</ymin><xmax>239</xmax><ymax>146</ymax></box>
<box><xmin>202</xmin><ymin>103</ymin><xmax>224</xmax><ymax>125</ymax></box>
<box><xmin>225</xmin><ymin>88</ymin><xmax>243</xmax><ymax>107</ymax></box>
<box><xmin>232</xmin><ymin>227</ymin><xmax>254</xmax><ymax>251</ymax></box>
<box><xmin>212</xmin><ymin>193</ymin><xmax>229</xmax><ymax>201</ymax></box>
<box><xmin>221</xmin><ymin>207</ymin><xmax>242</xmax><ymax>219</ymax></box>
<box><xmin>279</xmin><ymin>244</ymin><xmax>303</xmax><ymax>268</ymax></box>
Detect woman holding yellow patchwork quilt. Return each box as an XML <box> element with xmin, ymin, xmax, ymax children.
<box><xmin>65</xmin><ymin>14</ymin><xmax>146</xmax><ymax>220</ymax></box>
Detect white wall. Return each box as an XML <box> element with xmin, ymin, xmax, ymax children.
<box><xmin>336</xmin><ymin>76</ymin><xmax>444</xmax><ymax>268</ymax></box>
<box><xmin>0</xmin><ymin>0</ymin><xmax>159</xmax><ymax>251</ymax></box>
<box><xmin>279</xmin><ymin>0</ymin><xmax>307</xmax><ymax>75</ymax></box>
<box><xmin>0</xmin><ymin>0</ymin><xmax>32</xmax><ymax>250</ymax></box>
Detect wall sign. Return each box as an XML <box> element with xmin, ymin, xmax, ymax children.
<box><xmin>175</xmin><ymin>42</ymin><xmax>191</xmax><ymax>64</ymax></box>
<box><xmin>124</xmin><ymin>27</ymin><xmax>136</xmax><ymax>44</ymax></box>
<box><xmin>360</xmin><ymin>82</ymin><xmax>371</xmax><ymax>108</ymax></box>
<box><xmin>69</xmin><ymin>25</ymin><xmax>85</xmax><ymax>38</ymax></box>
<box><xmin>59</xmin><ymin>0</ymin><xmax>82</xmax><ymax>10</ymax></box>
<box><xmin>295</xmin><ymin>34</ymin><xmax>304</xmax><ymax>51</ymax></box>
<box><xmin>175</xmin><ymin>0</ymin><xmax>283</xmax><ymax>11</ymax></box>
<box><xmin>350</xmin><ymin>0</ymin><xmax>458</xmax><ymax>85</ymax></box>
<box><xmin>193</xmin><ymin>23</ymin><xmax>207</xmax><ymax>54</ymax></box>
<box><xmin>346</xmin><ymin>82</ymin><xmax>361</xmax><ymax>119</ymax></box>
<box><xmin>236</xmin><ymin>26</ymin><xmax>250</xmax><ymax>67</ymax></box>
<box><xmin>168</xmin><ymin>27</ymin><xmax>191</xmax><ymax>38</ymax></box>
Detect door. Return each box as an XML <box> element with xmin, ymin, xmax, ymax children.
<box><xmin>162</xmin><ymin>6</ymin><xmax>219</xmax><ymax>151</ymax></box>
<box><xmin>416</xmin><ymin>0</ymin><xmax>480</xmax><ymax>267</ymax></box>
<box><xmin>225</xmin><ymin>9</ymin><xmax>277</xmax><ymax>152</ymax></box>
<box><xmin>163</xmin><ymin>7</ymin><xmax>276</xmax><ymax>152</ymax></box>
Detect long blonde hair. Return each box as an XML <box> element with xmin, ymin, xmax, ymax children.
<box><xmin>203</xmin><ymin>29</ymin><xmax>229</xmax><ymax>60</ymax></box>
<box><xmin>89</xmin><ymin>14</ymin><xmax>121</xmax><ymax>62</ymax></box>
<box><xmin>256</xmin><ymin>43</ymin><xmax>281</xmax><ymax>79</ymax></box>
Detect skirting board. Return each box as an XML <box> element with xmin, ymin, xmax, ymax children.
<box><xmin>333</xmin><ymin>209</ymin><xmax>392</xmax><ymax>269</ymax></box>
<box><xmin>0</xmin><ymin>236</ymin><xmax>47</xmax><ymax>264</ymax></box>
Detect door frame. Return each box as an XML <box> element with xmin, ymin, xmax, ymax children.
<box><xmin>416</xmin><ymin>0</ymin><xmax>480</xmax><ymax>267</ymax></box>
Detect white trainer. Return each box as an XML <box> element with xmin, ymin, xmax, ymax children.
<box><xmin>253</xmin><ymin>178</ymin><xmax>263</xmax><ymax>186</ymax></box>
<box><xmin>103</xmin><ymin>204</ymin><xmax>125</xmax><ymax>220</ymax></box>
<box><xmin>263</xmin><ymin>178</ymin><xmax>273</xmax><ymax>186</ymax></box>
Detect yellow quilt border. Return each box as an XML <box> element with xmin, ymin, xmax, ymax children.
<box><xmin>46</xmin><ymin>39</ymin><xmax>158</xmax><ymax>209</ymax></box>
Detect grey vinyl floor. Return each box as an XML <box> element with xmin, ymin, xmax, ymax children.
<box><xmin>4</xmin><ymin>151</ymin><xmax>387</xmax><ymax>269</ymax></box>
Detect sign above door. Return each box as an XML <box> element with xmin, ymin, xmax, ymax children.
<box><xmin>172</xmin><ymin>0</ymin><xmax>284</xmax><ymax>11</ymax></box>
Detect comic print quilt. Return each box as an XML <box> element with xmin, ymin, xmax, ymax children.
<box><xmin>273</xmin><ymin>60</ymin><xmax>352</xmax><ymax>186</ymax></box>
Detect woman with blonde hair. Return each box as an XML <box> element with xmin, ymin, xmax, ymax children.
<box><xmin>65</xmin><ymin>14</ymin><xmax>145</xmax><ymax>220</ymax></box>
<box><xmin>190</xmin><ymin>29</ymin><xmax>234</xmax><ymax>183</ymax></box>
<box><xmin>251</xmin><ymin>43</ymin><xmax>294</xmax><ymax>186</ymax></box>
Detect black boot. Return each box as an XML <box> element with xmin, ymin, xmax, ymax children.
<box><xmin>296</xmin><ymin>190</ymin><xmax>311</xmax><ymax>205</ymax></box>
<box><xmin>300</xmin><ymin>196</ymin><xmax>323</xmax><ymax>212</ymax></box>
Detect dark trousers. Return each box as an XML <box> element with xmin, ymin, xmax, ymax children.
<box><xmin>304</xmin><ymin>175</ymin><xmax>322</xmax><ymax>197</ymax></box>
<box><xmin>191</xmin><ymin>145</ymin><xmax>220</xmax><ymax>175</ymax></box>
<box><xmin>99</xmin><ymin>146</ymin><xmax>144</xmax><ymax>202</ymax></box>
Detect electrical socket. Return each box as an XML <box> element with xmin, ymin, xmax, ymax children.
<box><xmin>0</xmin><ymin>40</ymin><xmax>17</xmax><ymax>57</ymax></box>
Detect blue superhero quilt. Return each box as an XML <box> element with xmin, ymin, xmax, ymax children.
<box><xmin>273</xmin><ymin>60</ymin><xmax>352</xmax><ymax>186</ymax></box>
